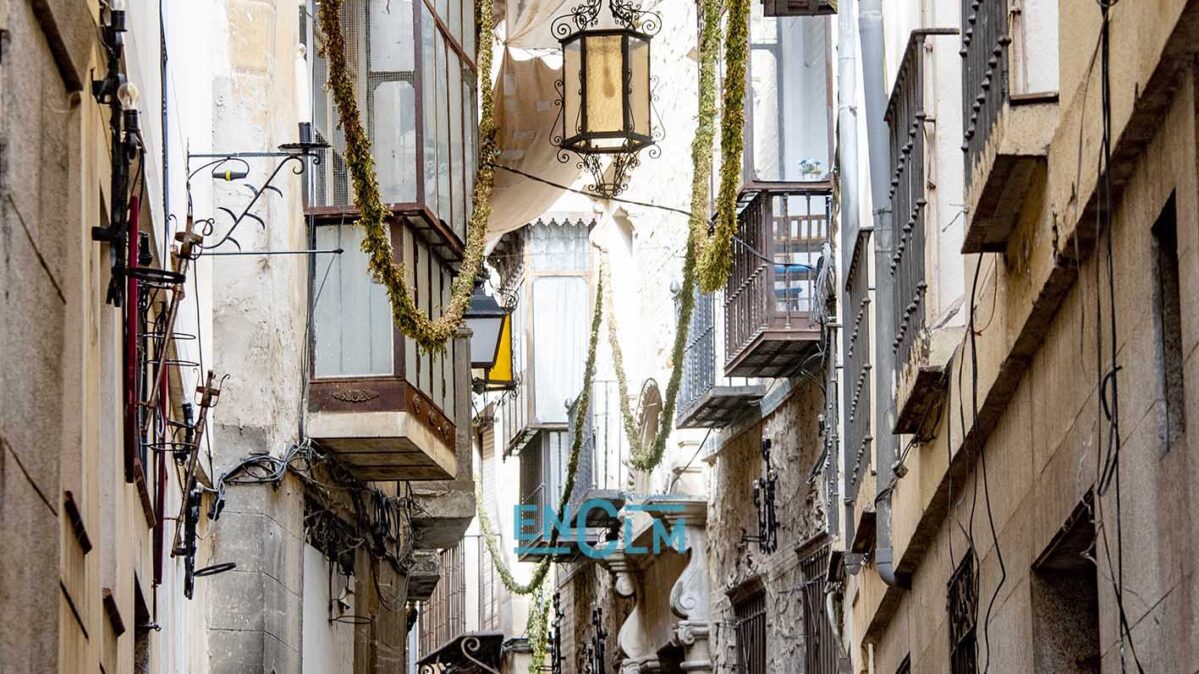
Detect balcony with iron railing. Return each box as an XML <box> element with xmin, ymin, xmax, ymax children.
<box><xmin>516</xmin><ymin>380</ymin><xmax>630</xmax><ymax>560</ymax></box>
<box><xmin>887</xmin><ymin>30</ymin><xmax>957</xmax><ymax>437</ymax></box>
<box><xmin>676</xmin><ymin>289</ymin><xmax>766</xmax><ymax>429</ymax></box>
<box><xmin>959</xmin><ymin>0</ymin><xmax>1057</xmax><ymax>253</ymax></box>
<box><xmin>842</xmin><ymin>251</ymin><xmax>871</xmax><ymax>507</ymax></box>
<box><xmin>724</xmin><ymin>189</ymin><xmax>830</xmax><ymax>378</ymax></box>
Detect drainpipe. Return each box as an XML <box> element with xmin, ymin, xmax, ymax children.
<box><xmin>836</xmin><ymin>0</ymin><xmax>860</xmax><ymax>553</ymax></box>
<box><xmin>858</xmin><ymin>0</ymin><xmax>902</xmax><ymax>588</ymax></box>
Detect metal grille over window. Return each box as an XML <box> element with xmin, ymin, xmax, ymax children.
<box><xmin>961</xmin><ymin>0</ymin><xmax>1009</xmax><ymax>186</ymax></box>
<box><xmin>800</xmin><ymin>546</ymin><xmax>839</xmax><ymax>674</ymax></box>
<box><xmin>843</xmin><ymin>245</ymin><xmax>872</xmax><ymax>501</ymax></box>
<box><xmin>948</xmin><ymin>553</ymin><xmax>979</xmax><ymax>674</ymax></box>
<box><xmin>734</xmin><ymin>587</ymin><xmax>768</xmax><ymax>674</ymax></box>
<box><xmin>886</xmin><ymin>34</ymin><xmax>929</xmax><ymax>369</ymax></box>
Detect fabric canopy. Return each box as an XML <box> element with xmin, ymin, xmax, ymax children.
<box><xmin>486</xmin><ymin>0</ymin><xmax>587</xmax><ymax>238</ymax></box>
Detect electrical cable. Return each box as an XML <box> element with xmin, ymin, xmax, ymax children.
<box><xmin>1091</xmin><ymin>2</ymin><xmax>1144</xmax><ymax>669</ymax></box>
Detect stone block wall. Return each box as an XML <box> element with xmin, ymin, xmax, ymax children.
<box><xmin>707</xmin><ymin>380</ymin><xmax>827</xmax><ymax>673</ymax></box>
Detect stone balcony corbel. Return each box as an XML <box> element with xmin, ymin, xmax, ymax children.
<box><xmin>645</xmin><ymin>496</ymin><xmax>713</xmax><ymax>674</ymax></box>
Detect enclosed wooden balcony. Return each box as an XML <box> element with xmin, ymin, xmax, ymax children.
<box><xmin>724</xmin><ymin>189</ymin><xmax>829</xmax><ymax>378</ymax></box>
<box><xmin>306</xmin><ymin>223</ymin><xmax>459</xmax><ymax>481</ymax></box>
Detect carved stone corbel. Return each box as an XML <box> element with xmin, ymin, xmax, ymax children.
<box><xmin>651</xmin><ymin>497</ymin><xmax>713</xmax><ymax>674</ymax></box>
<box><xmin>604</xmin><ymin>549</ymin><xmax>653</xmax><ymax>669</ymax></box>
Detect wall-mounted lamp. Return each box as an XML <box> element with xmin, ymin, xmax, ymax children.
<box><xmin>92</xmin><ymin>1</ymin><xmax>143</xmax><ymax>306</ymax></box>
<box><xmin>466</xmin><ymin>275</ymin><xmax>516</xmax><ymax>392</ymax></box>
<box><xmin>744</xmin><ymin>438</ymin><xmax>779</xmax><ymax>554</ymax></box>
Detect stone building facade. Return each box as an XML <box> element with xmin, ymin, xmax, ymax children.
<box><xmin>837</xmin><ymin>0</ymin><xmax>1199</xmax><ymax>672</ymax></box>
<box><xmin>2</xmin><ymin>0</ymin><xmax>477</xmax><ymax>672</ymax></box>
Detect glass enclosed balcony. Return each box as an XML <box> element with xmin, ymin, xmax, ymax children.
<box><xmin>308</xmin><ymin>0</ymin><xmax>477</xmax><ymax>260</ymax></box>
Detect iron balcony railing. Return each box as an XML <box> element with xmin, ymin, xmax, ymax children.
<box><xmin>725</xmin><ymin>190</ymin><xmax>830</xmax><ymax>371</ymax></box>
<box><xmin>419</xmin><ymin>541</ymin><xmax>466</xmax><ymax>657</ymax></box>
<box><xmin>961</xmin><ymin>0</ymin><xmax>1010</xmax><ymax>187</ymax></box>
<box><xmin>499</xmin><ymin>373</ymin><xmax>530</xmax><ymax>451</ymax></box>
<box><xmin>886</xmin><ymin>33</ymin><xmax>931</xmax><ymax>369</ymax></box>
<box><xmin>678</xmin><ymin>289</ymin><xmax>718</xmax><ymax>424</ymax></box>
<box><xmin>843</xmin><ymin>247</ymin><xmax>872</xmax><ymax>501</ymax></box>
<box><xmin>675</xmin><ymin>289</ymin><xmax>763</xmax><ymax>427</ymax></box>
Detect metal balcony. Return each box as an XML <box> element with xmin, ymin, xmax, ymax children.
<box><xmin>960</xmin><ymin>0</ymin><xmax>1056</xmax><ymax>253</ymax></box>
<box><xmin>676</xmin><ymin>290</ymin><xmax>766</xmax><ymax>429</ymax></box>
<box><xmin>724</xmin><ymin>190</ymin><xmax>829</xmax><ymax>378</ymax></box>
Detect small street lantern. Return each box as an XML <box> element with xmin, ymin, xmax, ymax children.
<box><xmin>465</xmin><ymin>278</ymin><xmax>511</xmax><ymax>370</ymax></box>
<box><xmin>553</xmin><ymin>0</ymin><xmax>661</xmax><ymax>198</ymax></box>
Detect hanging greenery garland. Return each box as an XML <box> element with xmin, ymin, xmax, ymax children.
<box><xmin>474</xmin><ymin>273</ymin><xmax>605</xmax><ymax>595</ymax></box>
<box><xmin>526</xmin><ymin>584</ymin><xmax>551</xmax><ymax>674</ymax></box>
<box><xmin>613</xmin><ymin>0</ymin><xmax>747</xmax><ymax>472</ymax></box>
<box><xmin>696</xmin><ymin>0</ymin><xmax>750</xmax><ymax>293</ymax></box>
<box><xmin>317</xmin><ymin>0</ymin><xmax>496</xmax><ymax>350</ymax></box>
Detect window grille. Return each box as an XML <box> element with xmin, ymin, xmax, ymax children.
<box><xmin>948</xmin><ymin>553</ymin><xmax>979</xmax><ymax>674</ymax></box>
<box><xmin>734</xmin><ymin>587</ymin><xmax>768</xmax><ymax>674</ymax></box>
<box><xmin>677</xmin><ymin>289</ymin><xmax>716</xmax><ymax>425</ymax></box>
<box><xmin>843</xmin><ymin>243</ymin><xmax>871</xmax><ymax>501</ymax></box>
<box><xmin>800</xmin><ymin>546</ymin><xmax>838</xmax><ymax>674</ymax></box>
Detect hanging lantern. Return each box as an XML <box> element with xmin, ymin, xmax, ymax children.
<box><xmin>553</xmin><ymin>0</ymin><xmax>661</xmax><ymax>198</ymax></box>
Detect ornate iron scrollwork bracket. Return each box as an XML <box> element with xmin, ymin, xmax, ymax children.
<box><xmin>583</xmin><ymin>606</ymin><xmax>608</xmax><ymax>674</ymax></box>
<box><xmin>186</xmin><ymin>138</ymin><xmax>327</xmax><ymax>253</ymax></box>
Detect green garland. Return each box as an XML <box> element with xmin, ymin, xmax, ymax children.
<box><xmin>474</xmin><ymin>274</ymin><xmax>605</xmax><ymax>595</ymax></box>
<box><xmin>697</xmin><ymin>0</ymin><xmax>750</xmax><ymax>293</ymax></box>
<box><xmin>317</xmin><ymin>0</ymin><xmax>495</xmax><ymax>350</ymax></box>
<box><xmin>613</xmin><ymin>0</ymin><xmax>747</xmax><ymax>472</ymax></box>
<box><xmin>526</xmin><ymin>584</ymin><xmax>551</xmax><ymax>674</ymax></box>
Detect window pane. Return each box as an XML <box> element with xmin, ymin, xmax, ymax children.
<box><xmin>403</xmin><ymin>228</ymin><xmax>418</xmax><ymax>386</ymax></box>
<box><xmin>418</xmin><ymin>240</ymin><xmax>433</xmax><ymax>393</ymax></box>
<box><xmin>441</xmin><ymin>267</ymin><xmax>454</xmax><ymax>415</ymax></box>
<box><xmin>372</xmin><ymin>81</ymin><xmax>418</xmax><ymax>202</ymax></box>
<box><xmin>422</xmin><ymin>2</ymin><xmax>439</xmax><ymax>210</ymax></box>
<box><xmin>450</xmin><ymin>0</ymin><xmax>463</xmax><ymax>49</ymax></box>
<box><xmin>464</xmin><ymin>0</ymin><xmax>475</xmax><ymax>62</ymax></box>
<box><xmin>435</xmin><ymin>0</ymin><xmax>448</xmax><ymax>29</ymax></box>
<box><xmin>437</xmin><ymin>36</ymin><xmax>452</xmax><ymax>225</ymax></box>
<box><xmin>369</xmin><ymin>0</ymin><xmax>413</xmax><ymax>72</ymax></box>
<box><xmin>449</xmin><ymin>55</ymin><xmax>465</xmax><ymax>239</ymax></box>
<box><xmin>313</xmin><ymin>225</ymin><xmax>393</xmax><ymax>377</ymax></box>
<box><xmin>463</xmin><ymin>77</ymin><xmax>476</xmax><ymax>228</ymax></box>
<box><xmin>532</xmin><ymin>276</ymin><xmax>587</xmax><ymax>424</ymax></box>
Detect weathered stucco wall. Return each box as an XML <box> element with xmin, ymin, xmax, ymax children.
<box><xmin>707</xmin><ymin>380</ymin><xmax>827</xmax><ymax>672</ymax></box>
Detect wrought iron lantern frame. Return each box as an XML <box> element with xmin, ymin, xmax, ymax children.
<box><xmin>552</xmin><ymin>0</ymin><xmax>663</xmax><ymax>198</ymax></box>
